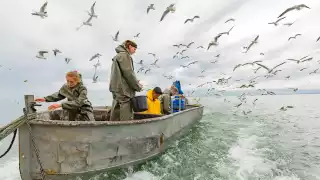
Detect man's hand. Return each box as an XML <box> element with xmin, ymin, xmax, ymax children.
<box><xmin>48</xmin><ymin>104</ymin><xmax>61</xmax><ymax>111</ymax></box>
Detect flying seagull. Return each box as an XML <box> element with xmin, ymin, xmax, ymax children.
<box><xmin>160</xmin><ymin>4</ymin><xmax>176</xmax><ymax>22</ymax></box>
<box><xmin>147</xmin><ymin>4</ymin><xmax>155</xmax><ymax>14</ymax></box>
<box><xmin>31</xmin><ymin>2</ymin><xmax>48</xmax><ymax>18</ymax></box>
<box><xmin>184</xmin><ymin>15</ymin><xmax>200</xmax><ymax>24</ymax></box>
<box><xmin>287</xmin><ymin>55</ymin><xmax>312</xmax><ymax>64</ymax></box>
<box><xmin>309</xmin><ymin>68</ymin><xmax>318</xmax><ymax>74</ymax></box>
<box><xmin>316</xmin><ymin>36</ymin><xmax>320</xmax><ymax>42</ymax></box>
<box><xmin>233</xmin><ymin>61</ymin><xmax>262</xmax><ymax>72</ymax></box>
<box><xmin>52</xmin><ymin>49</ymin><xmax>61</xmax><ymax>56</ymax></box>
<box><xmin>76</xmin><ymin>15</ymin><xmax>94</xmax><ymax>31</ymax></box>
<box><xmin>89</xmin><ymin>53</ymin><xmax>102</xmax><ymax>61</ymax></box>
<box><xmin>112</xmin><ymin>31</ymin><xmax>120</xmax><ymax>41</ymax></box>
<box><xmin>134</xmin><ymin>33</ymin><xmax>140</xmax><ymax>38</ymax></box>
<box><xmin>65</xmin><ymin>58</ymin><xmax>71</xmax><ymax>64</ymax></box>
<box><xmin>244</xmin><ymin>35</ymin><xmax>259</xmax><ymax>53</ymax></box>
<box><xmin>256</xmin><ymin>62</ymin><xmax>287</xmax><ymax>73</ymax></box>
<box><xmin>148</xmin><ymin>53</ymin><xmax>156</xmax><ymax>57</ymax></box>
<box><xmin>36</xmin><ymin>51</ymin><xmax>48</xmax><ymax>59</ymax></box>
<box><xmin>87</xmin><ymin>2</ymin><xmax>97</xmax><ymax>18</ymax></box>
<box><xmin>278</xmin><ymin>4</ymin><xmax>310</xmax><ymax>18</ymax></box>
<box><xmin>207</xmin><ymin>33</ymin><xmax>224</xmax><ymax>50</ymax></box>
<box><xmin>268</xmin><ymin>16</ymin><xmax>286</xmax><ymax>26</ymax></box>
<box><xmin>225</xmin><ymin>18</ymin><xmax>235</xmax><ymax>23</ymax></box>
<box><xmin>288</xmin><ymin>34</ymin><xmax>301</xmax><ymax>41</ymax></box>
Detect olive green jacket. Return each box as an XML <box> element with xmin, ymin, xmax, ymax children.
<box><xmin>109</xmin><ymin>43</ymin><xmax>142</xmax><ymax>98</ymax></box>
<box><xmin>44</xmin><ymin>83</ymin><xmax>92</xmax><ymax>111</ymax></box>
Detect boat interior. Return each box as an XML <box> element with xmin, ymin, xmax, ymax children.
<box><xmin>46</xmin><ymin>105</ymin><xmax>196</xmax><ymax>121</ymax></box>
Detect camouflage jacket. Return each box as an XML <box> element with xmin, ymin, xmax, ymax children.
<box><xmin>44</xmin><ymin>83</ymin><xmax>92</xmax><ymax>111</ymax></box>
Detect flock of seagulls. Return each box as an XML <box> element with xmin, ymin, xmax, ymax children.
<box><xmin>2</xmin><ymin>1</ymin><xmax>319</xmax><ymax>114</ymax></box>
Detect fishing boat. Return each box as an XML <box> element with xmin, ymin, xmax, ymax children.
<box><xmin>7</xmin><ymin>95</ymin><xmax>204</xmax><ymax>180</ymax></box>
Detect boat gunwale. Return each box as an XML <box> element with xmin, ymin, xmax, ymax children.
<box><xmin>29</xmin><ymin>105</ymin><xmax>204</xmax><ymax>126</ymax></box>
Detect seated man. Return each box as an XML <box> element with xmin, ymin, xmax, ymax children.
<box><xmin>159</xmin><ymin>85</ymin><xmax>178</xmax><ymax>114</ymax></box>
<box><xmin>143</xmin><ymin>87</ymin><xmax>163</xmax><ymax>114</ymax></box>
<box><xmin>172</xmin><ymin>80</ymin><xmax>189</xmax><ymax>105</ymax></box>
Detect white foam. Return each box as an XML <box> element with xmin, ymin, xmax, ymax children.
<box><xmin>123</xmin><ymin>171</ymin><xmax>160</xmax><ymax>180</ymax></box>
<box><xmin>0</xmin><ymin>157</ymin><xmax>21</xmax><ymax>180</ymax></box>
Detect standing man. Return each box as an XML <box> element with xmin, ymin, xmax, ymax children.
<box><xmin>109</xmin><ymin>40</ymin><xmax>143</xmax><ymax>121</ymax></box>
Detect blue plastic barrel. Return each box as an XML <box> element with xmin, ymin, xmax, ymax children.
<box><xmin>171</xmin><ymin>96</ymin><xmax>185</xmax><ymax>113</ymax></box>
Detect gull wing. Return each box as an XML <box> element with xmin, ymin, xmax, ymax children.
<box><xmin>160</xmin><ymin>9</ymin><xmax>170</xmax><ymax>21</ymax></box>
<box><xmin>298</xmin><ymin>4</ymin><xmax>310</xmax><ymax>9</ymax></box>
<box><xmin>115</xmin><ymin>31</ymin><xmax>119</xmax><ymax>39</ymax></box>
<box><xmin>184</xmin><ymin>18</ymin><xmax>191</xmax><ymax>24</ymax></box>
<box><xmin>39</xmin><ymin>51</ymin><xmax>48</xmax><ymax>56</ymax></box>
<box><xmin>40</xmin><ymin>2</ymin><xmax>48</xmax><ymax>12</ymax></box>
<box><xmin>275</xmin><ymin>16</ymin><xmax>286</xmax><ymax>23</ymax></box>
<box><xmin>90</xmin><ymin>2</ymin><xmax>96</xmax><ymax>14</ymax></box>
<box><xmin>278</xmin><ymin>6</ymin><xmax>295</xmax><ymax>18</ymax></box>
<box><xmin>233</xmin><ymin>64</ymin><xmax>242</xmax><ymax>71</ymax></box>
<box><xmin>194</xmin><ymin>15</ymin><xmax>200</xmax><ymax>19</ymax></box>
<box><xmin>270</xmin><ymin>62</ymin><xmax>286</xmax><ymax>71</ymax></box>
<box><xmin>286</xmin><ymin>59</ymin><xmax>299</xmax><ymax>62</ymax></box>
<box><xmin>255</xmin><ymin>63</ymin><xmax>270</xmax><ymax>72</ymax></box>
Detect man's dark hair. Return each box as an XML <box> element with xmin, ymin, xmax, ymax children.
<box><xmin>124</xmin><ymin>40</ymin><xmax>137</xmax><ymax>49</ymax></box>
<box><xmin>153</xmin><ymin>87</ymin><xmax>162</xmax><ymax>95</ymax></box>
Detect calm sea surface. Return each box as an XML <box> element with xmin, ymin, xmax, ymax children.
<box><xmin>1</xmin><ymin>94</ymin><xmax>320</xmax><ymax>180</ymax></box>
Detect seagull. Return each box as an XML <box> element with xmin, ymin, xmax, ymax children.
<box><xmin>76</xmin><ymin>15</ymin><xmax>94</xmax><ymax>31</ymax></box>
<box><xmin>260</xmin><ymin>53</ymin><xmax>264</xmax><ymax>55</ymax></box>
<box><xmin>268</xmin><ymin>16</ymin><xmax>286</xmax><ymax>26</ymax></box>
<box><xmin>280</xmin><ymin>105</ymin><xmax>294</xmax><ymax>111</ymax></box>
<box><xmin>288</xmin><ymin>34</ymin><xmax>301</xmax><ymax>41</ymax></box>
<box><xmin>300</xmin><ymin>67</ymin><xmax>307</xmax><ymax>71</ymax></box>
<box><xmin>255</xmin><ymin>62</ymin><xmax>287</xmax><ymax>73</ymax></box>
<box><xmin>160</xmin><ymin>4</ymin><xmax>176</xmax><ymax>22</ymax></box>
<box><xmin>196</xmin><ymin>46</ymin><xmax>204</xmax><ymax>49</ymax></box>
<box><xmin>207</xmin><ymin>34</ymin><xmax>223</xmax><ymax>50</ymax></box>
<box><xmin>278</xmin><ymin>4</ymin><xmax>310</xmax><ymax>18</ymax></box>
<box><xmin>65</xmin><ymin>58</ymin><xmax>71</xmax><ymax>64</ymax></box>
<box><xmin>89</xmin><ymin>53</ymin><xmax>102</xmax><ymax>61</ymax></box>
<box><xmin>147</xmin><ymin>4</ymin><xmax>155</xmax><ymax>14</ymax></box>
<box><xmin>112</xmin><ymin>31</ymin><xmax>120</xmax><ymax>41</ymax></box>
<box><xmin>148</xmin><ymin>53</ymin><xmax>156</xmax><ymax>57</ymax></box>
<box><xmin>244</xmin><ymin>35</ymin><xmax>259</xmax><ymax>53</ymax></box>
<box><xmin>52</xmin><ymin>49</ymin><xmax>61</xmax><ymax>56</ymax></box>
<box><xmin>225</xmin><ymin>18</ymin><xmax>235</xmax><ymax>23</ymax></box>
<box><xmin>316</xmin><ymin>36</ymin><xmax>320</xmax><ymax>42</ymax></box>
<box><xmin>87</xmin><ymin>2</ymin><xmax>97</xmax><ymax>18</ymax></box>
<box><xmin>134</xmin><ymin>33</ymin><xmax>140</xmax><ymax>38</ymax></box>
<box><xmin>287</xmin><ymin>55</ymin><xmax>312</xmax><ymax>64</ymax></box>
<box><xmin>233</xmin><ymin>61</ymin><xmax>262</xmax><ymax>72</ymax></box>
<box><xmin>31</xmin><ymin>2</ymin><xmax>48</xmax><ymax>18</ymax></box>
<box><xmin>309</xmin><ymin>68</ymin><xmax>318</xmax><ymax>74</ymax></box>
<box><xmin>219</xmin><ymin>26</ymin><xmax>235</xmax><ymax>35</ymax></box>
<box><xmin>184</xmin><ymin>15</ymin><xmax>200</xmax><ymax>24</ymax></box>
<box><xmin>36</xmin><ymin>51</ymin><xmax>48</xmax><ymax>59</ymax></box>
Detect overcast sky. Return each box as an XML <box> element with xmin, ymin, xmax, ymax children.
<box><xmin>0</xmin><ymin>0</ymin><xmax>320</xmax><ymax>116</ymax></box>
